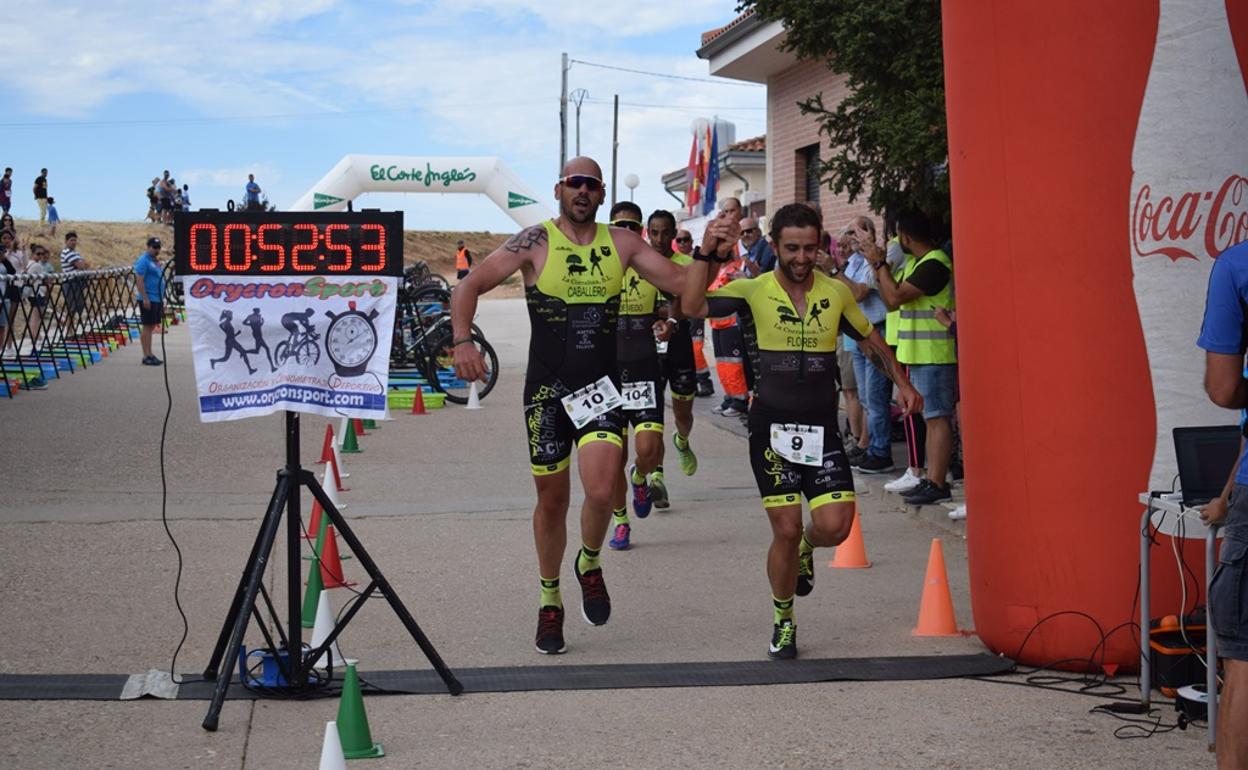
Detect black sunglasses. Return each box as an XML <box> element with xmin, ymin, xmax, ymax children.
<box><xmin>675</xmin><ymin>236</ymin><xmax>693</xmax><ymax>243</ymax></box>
<box><xmin>610</xmin><ymin>219</ymin><xmax>643</xmax><ymax>232</ymax></box>
<box><xmin>741</xmin><ymin>227</ymin><xmax>759</xmax><ymax>235</ymax></box>
<box><xmin>559</xmin><ymin>174</ymin><xmax>604</xmax><ymax>192</ymax></box>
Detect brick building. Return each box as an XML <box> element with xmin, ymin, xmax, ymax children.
<box><xmin>696</xmin><ymin>10</ymin><xmax>868</xmax><ymax>234</ymax></box>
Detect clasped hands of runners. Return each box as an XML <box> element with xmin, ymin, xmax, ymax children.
<box><xmin>701</xmin><ymin>213</ymin><xmax>741</xmax><ymax>260</ymax></box>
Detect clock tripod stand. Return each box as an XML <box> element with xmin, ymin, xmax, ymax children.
<box><xmin>200</xmin><ymin>410</ymin><xmax>462</xmax><ymax>731</ymax></box>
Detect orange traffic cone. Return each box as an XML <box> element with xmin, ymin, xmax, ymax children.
<box><xmin>305</xmin><ymin>496</ymin><xmax>324</xmax><ymax>541</ymax></box>
<box><xmin>830</xmin><ymin>507</ymin><xmax>871</xmax><ymax>569</ymax></box>
<box><xmin>318</xmin><ymin>424</ymin><xmax>335</xmax><ymax>464</ymax></box>
<box><xmin>353</xmin><ymin>417</ymin><xmax>367</xmax><ymax>436</ymax></box>
<box><xmin>912</xmin><ymin>538</ymin><xmax>960</xmax><ymax>637</ymax></box>
<box><xmin>320</xmin><ymin>526</ymin><xmax>357</xmax><ymax>589</ymax></box>
<box><xmin>410</xmin><ymin>386</ymin><xmax>427</xmax><ymax>416</ymax></box>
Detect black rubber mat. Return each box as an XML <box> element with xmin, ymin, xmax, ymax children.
<box><xmin>0</xmin><ymin>654</ymin><xmax>1011</xmax><ymax>700</ymax></box>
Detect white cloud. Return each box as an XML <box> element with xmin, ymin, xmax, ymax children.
<box><xmin>181</xmin><ymin>163</ymin><xmax>281</xmax><ymax>187</ymax></box>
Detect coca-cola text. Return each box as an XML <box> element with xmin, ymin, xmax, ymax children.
<box><xmin>1132</xmin><ymin>174</ymin><xmax>1248</xmax><ymax>261</ymax></box>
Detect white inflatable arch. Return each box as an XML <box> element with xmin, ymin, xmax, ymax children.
<box><xmin>289</xmin><ymin>154</ymin><xmax>555</xmax><ymax>228</ymax></box>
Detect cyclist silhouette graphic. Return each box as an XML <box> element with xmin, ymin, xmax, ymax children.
<box><xmin>210</xmin><ymin>309</ymin><xmax>258</xmax><ymax>374</ymax></box>
<box><xmin>275</xmin><ymin>308</ymin><xmax>321</xmax><ymax>366</ymax></box>
<box><xmin>242</xmin><ymin>307</ymin><xmax>276</xmax><ymax>373</ymax></box>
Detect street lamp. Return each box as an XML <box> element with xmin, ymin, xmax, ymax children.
<box><xmin>624</xmin><ymin>174</ymin><xmax>639</xmax><ymax>201</ymax></box>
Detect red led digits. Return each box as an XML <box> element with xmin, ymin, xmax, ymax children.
<box><xmin>359</xmin><ymin>224</ymin><xmax>386</xmax><ymax>271</ymax></box>
<box><xmin>189</xmin><ymin>223</ymin><xmax>219</xmax><ymax>271</ymax></box>
<box><xmin>291</xmin><ymin>224</ymin><xmax>319</xmax><ymax>272</ymax></box>
<box><xmin>324</xmin><ymin>224</ymin><xmax>352</xmax><ymax>272</ymax></box>
<box><xmin>223</xmin><ymin>223</ymin><xmax>253</xmax><ymax>271</ymax></box>
<box><xmin>257</xmin><ymin>224</ymin><xmax>285</xmax><ymax>272</ymax></box>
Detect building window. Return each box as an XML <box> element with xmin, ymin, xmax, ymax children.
<box><xmin>799</xmin><ymin>144</ymin><xmax>821</xmax><ymax>204</ymax></box>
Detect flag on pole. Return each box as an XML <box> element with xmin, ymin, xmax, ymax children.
<box><xmin>686</xmin><ymin>133</ymin><xmax>700</xmax><ymax>216</ymax></box>
<box><xmin>702</xmin><ymin>123</ymin><xmax>720</xmax><ymax>216</ymax></box>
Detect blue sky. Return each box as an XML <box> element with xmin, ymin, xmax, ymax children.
<box><xmin>1</xmin><ymin>0</ymin><xmax>766</xmax><ymax>233</ymax></box>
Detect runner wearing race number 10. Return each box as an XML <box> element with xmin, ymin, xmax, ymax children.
<box><xmin>451</xmin><ymin>157</ymin><xmax>687</xmax><ymax>656</ymax></box>
<box><xmin>681</xmin><ymin>203</ymin><xmax>922</xmax><ymax>660</ymax></box>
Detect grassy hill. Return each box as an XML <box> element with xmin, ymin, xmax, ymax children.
<box><xmin>5</xmin><ymin>218</ymin><xmax>510</xmax><ymax>282</ymax></box>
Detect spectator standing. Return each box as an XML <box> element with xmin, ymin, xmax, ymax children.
<box><xmin>678</xmin><ymin>228</ymin><xmax>714</xmax><ymax>398</ymax></box>
<box><xmin>741</xmin><ymin>217</ymin><xmax>776</xmax><ymax>272</ymax></box>
<box><xmin>22</xmin><ymin>243</ymin><xmax>51</xmax><ymax>345</ymax></box>
<box><xmin>60</xmin><ymin>231</ymin><xmax>91</xmax><ymax>327</ymax></box>
<box><xmin>146</xmin><ymin>178</ymin><xmax>160</xmax><ymax>222</ymax></box>
<box><xmin>455</xmin><ymin>239</ymin><xmax>472</xmax><ymax>280</ymax></box>
<box><xmin>840</xmin><ymin>216</ymin><xmax>905</xmax><ymax>474</ymax></box>
<box><xmin>134</xmin><ymin>237</ymin><xmax>166</xmax><ymax>366</ymax></box>
<box><xmin>0</xmin><ymin>229</ymin><xmax>22</xmax><ymax>329</ymax></box>
<box><xmin>45</xmin><ymin>198</ymin><xmax>59</xmax><ymax>237</ymax></box>
<box><xmin>1196</xmin><ymin>239</ymin><xmax>1248</xmax><ymax>769</ymax></box>
<box><xmin>33</xmin><ymin>168</ymin><xmax>48</xmax><ymax>225</ymax></box>
<box><xmin>244</xmin><ymin>174</ymin><xmax>262</xmax><ymax>211</ymax></box>
<box><xmin>0</xmin><ymin>167</ymin><xmax>12</xmax><ymax>214</ymax></box>
<box><xmin>865</xmin><ymin>209</ymin><xmax>957</xmax><ymax>505</ymax></box>
<box><xmin>709</xmin><ymin>197</ymin><xmax>755</xmax><ymax>417</ymax></box>
<box><xmin>833</xmin><ymin>233</ymin><xmax>867</xmax><ymax>458</ymax></box>
<box><xmin>181</xmin><ymin>184</ymin><xmax>192</xmax><ymax>212</ymax></box>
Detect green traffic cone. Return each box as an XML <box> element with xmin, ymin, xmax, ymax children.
<box><xmin>362</xmin><ymin>418</ymin><xmax>377</xmax><ymax>430</ymax></box>
<box><xmin>301</xmin><ymin>557</ymin><xmax>324</xmax><ymax>629</ymax></box>
<box><xmin>337</xmin><ymin>664</ymin><xmax>384</xmax><ymax>759</ymax></box>
<box><xmin>341</xmin><ymin>420</ymin><xmax>361</xmax><ymax>454</ymax></box>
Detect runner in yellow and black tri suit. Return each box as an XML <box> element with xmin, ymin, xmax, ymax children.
<box><xmin>451</xmin><ymin>157</ymin><xmax>687</xmax><ymax>656</ymax></box>
<box><xmin>682</xmin><ymin>203</ymin><xmax>921</xmax><ymax>660</ymax></box>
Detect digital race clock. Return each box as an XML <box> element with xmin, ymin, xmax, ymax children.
<box><xmin>174</xmin><ymin>210</ymin><xmax>403</xmax><ymax>277</ymax></box>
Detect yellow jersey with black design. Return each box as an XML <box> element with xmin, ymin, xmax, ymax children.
<box><xmin>618</xmin><ymin>266</ymin><xmax>665</xmax><ymax>362</ymax></box>
<box><xmin>706</xmin><ymin>270</ymin><xmax>872</xmax><ymax>414</ymax></box>
<box><xmin>526</xmin><ymin>220</ymin><xmax>624</xmax><ymax>388</ymax></box>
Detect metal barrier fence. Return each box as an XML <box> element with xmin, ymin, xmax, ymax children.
<box><xmin>0</xmin><ymin>266</ymin><xmax>180</xmax><ymax>398</ymax></box>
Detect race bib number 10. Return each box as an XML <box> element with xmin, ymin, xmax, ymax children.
<box><xmin>769</xmin><ymin>423</ymin><xmax>825</xmax><ymax>467</ymax></box>
<box><xmin>561</xmin><ymin>376</ymin><xmax>624</xmax><ymax>429</ymax></box>
<box><xmin>619</xmin><ymin>381</ymin><xmax>657</xmax><ymax>411</ymax></box>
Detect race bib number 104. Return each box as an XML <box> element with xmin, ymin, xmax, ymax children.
<box><xmin>561</xmin><ymin>376</ymin><xmax>624</xmax><ymax>429</ymax></box>
<box><xmin>769</xmin><ymin>423</ymin><xmax>825</xmax><ymax>467</ymax></box>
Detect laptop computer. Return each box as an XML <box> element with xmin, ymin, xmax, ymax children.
<box><xmin>1173</xmin><ymin>425</ymin><xmax>1243</xmax><ymax>507</ymax></box>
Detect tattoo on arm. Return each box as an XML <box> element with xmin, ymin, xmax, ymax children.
<box><xmin>503</xmin><ymin>225</ymin><xmax>547</xmax><ymax>253</ymax></box>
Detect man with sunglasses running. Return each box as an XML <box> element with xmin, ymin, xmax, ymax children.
<box><xmin>452</xmin><ymin>157</ymin><xmax>694</xmax><ymax>654</ymax></box>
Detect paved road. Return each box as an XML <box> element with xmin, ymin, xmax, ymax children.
<box><xmin>0</xmin><ymin>299</ymin><xmax>1211</xmax><ymax>769</ymax></box>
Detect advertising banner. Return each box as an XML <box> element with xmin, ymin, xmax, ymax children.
<box><xmin>183</xmin><ymin>274</ymin><xmax>397</xmax><ymax>422</ymax></box>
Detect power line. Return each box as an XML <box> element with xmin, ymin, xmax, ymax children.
<box><xmin>584</xmin><ymin>97</ymin><xmax>764</xmax><ymax>115</ymax></box>
<box><xmin>569</xmin><ymin>58</ymin><xmax>764</xmax><ymax>87</ymax></box>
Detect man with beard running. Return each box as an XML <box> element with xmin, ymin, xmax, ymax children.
<box><xmin>682</xmin><ymin>203</ymin><xmax>921</xmax><ymax>660</ymax></box>
<box><xmin>451</xmin><ymin>157</ymin><xmax>692</xmax><ymax>654</ymax></box>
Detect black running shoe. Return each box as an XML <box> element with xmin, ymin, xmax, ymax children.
<box><xmin>845</xmin><ymin>445</ymin><xmax>867</xmax><ymax>467</ymax></box>
<box><xmin>900</xmin><ymin>478</ymin><xmax>935</xmax><ymax>501</ymax></box>
<box><xmin>768</xmin><ymin>619</ymin><xmax>797</xmax><ymax>660</ymax></box>
<box><xmin>796</xmin><ymin>549</ymin><xmax>815</xmax><ymax>597</ymax></box>
<box><xmin>904</xmin><ymin>481</ymin><xmax>952</xmax><ymax>506</ymax></box>
<box><xmin>856</xmin><ymin>454</ymin><xmax>895</xmax><ymax>474</ymax></box>
<box><xmin>575</xmin><ymin>560</ymin><xmax>611</xmax><ymax>626</ymax></box>
<box><xmin>535</xmin><ymin>605</ymin><xmax>566</xmax><ymax>654</ymax></box>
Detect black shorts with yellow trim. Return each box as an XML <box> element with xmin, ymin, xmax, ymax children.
<box><xmin>746</xmin><ymin>410</ymin><xmax>855</xmax><ymax>510</ymax></box>
<box><xmin>618</xmin><ymin>358</ymin><xmax>666</xmax><ymax>432</ymax></box>
<box><xmin>524</xmin><ymin>379</ymin><xmax>626</xmax><ymax>476</ymax></box>
<box><xmin>662</xmin><ymin>323</ymin><xmax>697</xmax><ymax>400</ymax></box>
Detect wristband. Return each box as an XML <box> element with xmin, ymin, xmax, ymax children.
<box><xmin>452</xmin><ymin>337</ymin><xmax>474</xmax><ymax>347</ymax></box>
<box><xmin>692</xmin><ymin>246</ymin><xmax>713</xmax><ymax>263</ymax></box>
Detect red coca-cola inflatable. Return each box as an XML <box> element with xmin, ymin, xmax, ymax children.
<box><xmin>944</xmin><ymin>0</ymin><xmax>1248</xmax><ymax>668</ymax></box>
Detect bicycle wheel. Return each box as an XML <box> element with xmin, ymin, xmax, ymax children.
<box><xmin>425</xmin><ymin>274</ymin><xmax>451</xmax><ymax>292</ymax></box>
<box><xmin>412</xmin><ymin>286</ymin><xmax>451</xmax><ymax>307</ymax></box>
<box><xmin>296</xmin><ymin>338</ymin><xmax>320</xmax><ymax>366</ymax></box>
<box><xmin>273</xmin><ymin>340</ymin><xmax>289</xmax><ymax>366</ymax></box>
<box><xmin>429</xmin><ymin>331</ymin><xmax>498</xmax><ymax>404</ymax></box>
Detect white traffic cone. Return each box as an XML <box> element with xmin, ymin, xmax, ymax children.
<box><xmin>465</xmin><ymin>380</ymin><xmax>483</xmax><ymax>410</ymax></box>
<box><xmin>318</xmin><ymin>720</ymin><xmax>348</xmax><ymax>770</ymax></box>
<box><xmin>336</xmin><ymin>416</ymin><xmax>350</xmax><ymax>448</ymax></box>
<box><xmin>322</xmin><ymin>467</ymin><xmax>347</xmax><ymax>511</ymax></box>
<box><xmin>330</xmin><ymin>438</ymin><xmax>350</xmax><ymax>479</ymax></box>
<box><xmin>310</xmin><ymin>592</ymin><xmax>358</xmax><ymax>671</ymax></box>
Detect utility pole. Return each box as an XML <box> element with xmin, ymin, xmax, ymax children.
<box><xmin>570</xmin><ymin>88</ymin><xmax>589</xmax><ymax>156</ymax></box>
<box><xmin>559</xmin><ymin>53</ymin><xmax>569</xmax><ymax>173</ymax></box>
<box><xmin>611</xmin><ymin>94</ymin><xmax>619</xmax><ymax>207</ymax></box>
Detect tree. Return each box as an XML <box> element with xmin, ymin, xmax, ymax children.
<box><xmin>740</xmin><ymin>0</ymin><xmax>950</xmax><ymax>228</ymax></box>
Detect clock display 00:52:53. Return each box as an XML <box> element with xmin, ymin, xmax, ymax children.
<box><xmin>185</xmin><ymin>222</ymin><xmax>389</xmax><ymax>273</ymax></box>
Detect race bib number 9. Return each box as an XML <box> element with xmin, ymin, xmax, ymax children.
<box><xmin>619</xmin><ymin>381</ymin><xmax>657</xmax><ymax>411</ymax></box>
<box><xmin>769</xmin><ymin>423</ymin><xmax>825</xmax><ymax>467</ymax></box>
<box><xmin>561</xmin><ymin>376</ymin><xmax>624</xmax><ymax>429</ymax></box>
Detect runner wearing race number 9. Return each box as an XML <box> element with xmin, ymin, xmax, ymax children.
<box><xmin>682</xmin><ymin>203</ymin><xmax>921</xmax><ymax>660</ymax></box>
